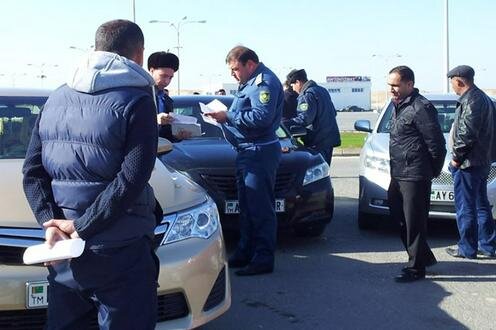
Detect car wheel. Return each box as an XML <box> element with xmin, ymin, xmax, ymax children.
<box><xmin>293</xmin><ymin>223</ymin><xmax>327</xmax><ymax>237</ymax></box>
<box><xmin>357</xmin><ymin>211</ymin><xmax>380</xmax><ymax>230</ymax></box>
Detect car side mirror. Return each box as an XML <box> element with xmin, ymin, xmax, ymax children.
<box><xmin>354</xmin><ymin>120</ymin><xmax>372</xmax><ymax>133</ymax></box>
<box><xmin>289</xmin><ymin>125</ymin><xmax>307</xmax><ymax>137</ymax></box>
<box><xmin>157</xmin><ymin>137</ymin><xmax>173</xmax><ymax>155</ymax></box>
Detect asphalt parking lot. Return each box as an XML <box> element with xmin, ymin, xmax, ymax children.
<box><xmin>202</xmin><ymin>156</ymin><xmax>496</xmax><ymax>330</ymax></box>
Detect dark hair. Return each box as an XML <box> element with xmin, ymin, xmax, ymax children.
<box><xmin>147</xmin><ymin>52</ymin><xmax>180</xmax><ymax>71</ymax></box>
<box><xmin>389</xmin><ymin>65</ymin><xmax>415</xmax><ymax>84</ymax></box>
<box><xmin>95</xmin><ymin>19</ymin><xmax>144</xmax><ymax>59</ymax></box>
<box><xmin>225</xmin><ymin>46</ymin><xmax>259</xmax><ymax>65</ymax></box>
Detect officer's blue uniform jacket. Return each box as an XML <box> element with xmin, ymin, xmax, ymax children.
<box><xmin>223</xmin><ymin>63</ymin><xmax>283</xmax><ymax>147</ymax></box>
<box><xmin>23</xmin><ymin>51</ymin><xmax>158</xmax><ymax>249</ymax></box>
<box><xmin>287</xmin><ymin>80</ymin><xmax>341</xmax><ymax>151</ymax></box>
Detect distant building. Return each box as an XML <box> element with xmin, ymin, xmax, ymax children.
<box><xmin>221</xmin><ymin>83</ymin><xmax>238</xmax><ymax>96</ymax></box>
<box><xmin>320</xmin><ymin>76</ymin><xmax>371</xmax><ymax>111</ymax></box>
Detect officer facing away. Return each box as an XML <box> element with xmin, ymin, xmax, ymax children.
<box><xmin>22</xmin><ymin>19</ymin><xmax>159</xmax><ymax>329</ymax></box>
<box><xmin>283</xmin><ymin>69</ymin><xmax>341</xmax><ymax>165</ymax></box>
<box><xmin>206</xmin><ymin>46</ymin><xmax>283</xmax><ymax>276</ymax></box>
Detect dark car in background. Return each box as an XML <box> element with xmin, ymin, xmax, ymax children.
<box><xmin>159</xmin><ymin>95</ymin><xmax>334</xmax><ymax>236</ymax></box>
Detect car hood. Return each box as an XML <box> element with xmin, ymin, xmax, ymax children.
<box><xmin>162</xmin><ymin>139</ymin><xmax>237</xmax><ymax>171</ymax></box>
<box><xmin>161</xmin><ymin>139</ymin><xmax>320</xmax><ymax>173</ymax></box>
<box><xmin>366</xmin><ymin>132</ymin><xmax>450</xmax><ymax>161</ymax></box>
<box><xmin>366</xmin><ymin>133</ymin><xmax>390</xmax><ymax>158</ymax></box>
<box><xmin>0</xmin><ymin>159</ymin><xmax>206</xmax><ymax>229</ymax></box>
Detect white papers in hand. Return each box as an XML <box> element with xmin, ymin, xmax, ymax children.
<box><xmin>172</xmin><ymin>114</ymin><xmax>198</xmax><ymax>124</ymax></box>
<box><xmin>171</xmin><ymin>123</ymin><xmax>202</xmax><ymax>137</ymax></box>
<box><xmin>200</xmin><ymin>99</ymin><xmax>228</xmax><ymax>114</ymax></box>
<box><xmin>23</xmin><ymin>238</ymin><xmax>86</xmax><ymax>265</ymax></box>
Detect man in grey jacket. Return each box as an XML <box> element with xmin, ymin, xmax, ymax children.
<box><xmin>446</xmin><ymin>65</ymin><xmax>496</xmax><ymax>259</ymax></box>
<box><xmin>23</xmin><ymin>20</ymin><xmax>158</xmax><ymax>329</ymax></box>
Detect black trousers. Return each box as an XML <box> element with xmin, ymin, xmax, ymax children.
<box><xmin>388</xmin><ymin>178</ymin><xmax>436</xmax><ymax>271</ymax></box>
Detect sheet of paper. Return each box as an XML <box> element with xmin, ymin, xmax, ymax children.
<box><xmin>23</xmin><ymin>238</ymin><xmax>86</xmax><ymax>265</ymax></box>
<box><xmin>201</xmin><ymin>113</ymin><xmax>222</xmax><ymax>128</ymax></box>
<box><xmin>200</xmin><ymin>99</ymin><xmax>228</xmax><ymax>114</ymax></box>
<box><xmin>171</xmin><ymin>114</ymin><xmax>197</xmax><ymax>124</ymax></box>
<box><xmin>171</xmin><ymin>123</ymin><xmax>202</xmax><ymax>137</ymax></box>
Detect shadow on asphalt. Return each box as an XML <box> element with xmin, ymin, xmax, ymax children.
<box><xmin>206</xmin><ymin>196</ymin><xmax>483</xmax><ymax>329</ymax></box>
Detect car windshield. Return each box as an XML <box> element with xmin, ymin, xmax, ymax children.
<box><xmin>377</xmin><ymin>100</ymin><xmax>459</xmax><ymax>134</ymax></box>
<box><xmin>0</xmin><ymin>96</ymin><xmax>46</xmax><ymax>159</ymax></box>
<box><xmin>172</xmin><ymin>100</ymin><xmax>289</xmax><ymax>139</ymax></box>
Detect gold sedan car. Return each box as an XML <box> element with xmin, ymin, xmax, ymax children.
<box><xmin>0</xmin><ymin>89</ymin><xmax>230</xmax><ymax>329</ymax></box>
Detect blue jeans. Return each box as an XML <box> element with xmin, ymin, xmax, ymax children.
<box><xmin>450</xmin><ymin>165</ymin><xmax>496</xmax><ymax>257</ymax></box>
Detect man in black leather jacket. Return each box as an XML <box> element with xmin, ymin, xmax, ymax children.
<box><xmin>387</xmin><ymin>66</ymin><xmax>446</xmax><ymax>282</ymax></box>
<box><xmin>446</xmin><ymin>65</ymin><xmax>496</xmax><ymax>259</ymax></box>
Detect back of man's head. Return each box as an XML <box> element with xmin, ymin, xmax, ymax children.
<box><xmin>95</xmin><ymin>19</ymin><xmax>144</xmax><ymax>60</ymax></box>
<box><xmin>225</xmin><ymin>46</ymin><xmax>259</xmax><ymax>65</ymax></box>
<box><xmin>147</xmin><ymin>52</ymin><xmax>180</xmax><ymax>71</ymax></box>
<box><xmin>287</xmin><ymin>69</ymin><xmax>308</xmax><ymax>84</ymax></box>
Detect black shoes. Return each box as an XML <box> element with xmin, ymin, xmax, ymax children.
<box><xmin>235</xmin><ymin>262</ymin><xmax>274</xmax><ymax>276</ymax></box>
<box><xmin>401</xmin><ymin>255</ymin><xmax>437</xmax><ymax>273</ymax></box>
<box><xmin>228</xmin><ymin>256</ymin><xmax>250</xmax><ymax>269</ymax></box>
<box><xmin>445</xmin><ymin>247</ymin><xmax>476</xmax><ymax>259</ymax></box>
<box><xmin>395</xmin><ymin>269</ymin><xmax>425</xmax><ymax>283</ymax></box>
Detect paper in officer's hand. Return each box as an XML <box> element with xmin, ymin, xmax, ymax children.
<box><xmin>200</xmin><ymin>99</ymin><xmax>228</xmax><ymax>114</ymax></box>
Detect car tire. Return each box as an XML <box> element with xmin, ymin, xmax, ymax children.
<box><xmin>357</xmin><ymin>211</ymin><xmax>379</xmax><ymax>230</ymax></box>
<box><xmin>293</xmin><ymin>223</ymin><xmax>327</xmax><ymax>237</ymax></box>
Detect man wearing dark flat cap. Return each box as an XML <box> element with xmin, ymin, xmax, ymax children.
<box><xmin>446</xmin><ymin>65</ymin><xmax>496</xmax><ymax>259</ymax></box>
<box><xmin>284</xmin><ymin>69</ymin><xmax>341</xmax><ymax>165</ymax></box>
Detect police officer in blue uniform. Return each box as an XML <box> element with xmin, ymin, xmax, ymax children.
<box><xmin>284</xmin><ymin>69</ymin><xmax>341</xmax><ymax>165</ymax></box>
<box><xmin>206</xmin><ymin>46</ymin><xmax>283</xmax><ymax>276</ymax></box>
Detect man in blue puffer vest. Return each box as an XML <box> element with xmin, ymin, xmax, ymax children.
<box><xmin>22</xmin><ymin>19</ymin><xmax>159</xmax><ymax>329</ymax></box>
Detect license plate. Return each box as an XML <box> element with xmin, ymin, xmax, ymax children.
<box><xmin>225</xmin><ymin>199</ymin><xmax>285</xmax><ymax>214</ymax></box>
<box><xmin>26</xmin><ymin>281</ymin><xmax>49</xmax><ymax>309</ymax></box>
<box><xmin>431</xmin><ymin>189</ymin><xmax>454</xmax><ymax>202</ymax></box>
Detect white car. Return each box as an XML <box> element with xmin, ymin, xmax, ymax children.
<box><xmin>0</xmin><ymin>88</ymin><xmax>230</xmax><ymax>329</ymax></box>
<box><xmin>354</xmin><ymin>94</ymin><xmax>496</xmax><ymax>229</ymax></box>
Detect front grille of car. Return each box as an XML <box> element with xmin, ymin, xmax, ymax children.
<box><xmin>0</xmin><ymin>245</ymin><xmax>29</xmax><ymax>264</ymax></box>
<box><xmin>203</xmin><ymin>267</ymin><xmax>226</xmax><ymax>312</ymax></box>
<box><xmin>157</xmin><ymin>292</ymin><xmax>189</xmax><ymax>322</ymax></box>
<box><xmin>432</xmin><ymin>166</ymin><xmax>496</xmax><ymax>185</ymax></box>
<box><xmin>201</xmin><ymin>172</ymin><xmax>296</xmax><ymax>198</ymax></box>
<box><xmin>430</xmin><ymin>204</ymin><xmax>456</xmax><ymax>214</ymax></box>
<box><xmin>0</xmin><ymin>292</ymin><xmax>189</xmax><ymax>329</ymax></box>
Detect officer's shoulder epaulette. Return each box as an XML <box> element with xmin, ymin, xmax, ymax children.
<box><xmin>254</xmin><ymin>73</ymin><xmax>264</xmax><ymax>86</ymax></box>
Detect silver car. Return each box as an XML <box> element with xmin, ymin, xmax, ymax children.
<box><xmin>354</xmin><ymin>94</ymin><xmax>496</xmax><ymax>229</ymax></box>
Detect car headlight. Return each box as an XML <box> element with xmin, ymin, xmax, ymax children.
<box><xmin>364</xmin><ymin>154</ymin><xmax>389</xmax><ymax>174</ymax></box>
<box><xmin>163</xmin><ymin>198</ymin><xmax>219</xmax><ymax>244</ymax></box>
<box><xmin>303</xmin><ymin>161</ymin><xmax>330</xmax><ymax>186</ymax></box>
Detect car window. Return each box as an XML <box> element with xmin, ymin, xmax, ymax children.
<box><xmin>0</xmin><ymin>96</ymin><xmax>46</xmax><ymax>159</ymax></box>
<box><xmin>377</xmin><ymin>99</ymin><xmax>458</xmax><ymax>134</ymax></box>
<box><xmin>172</xmin><ymin>104</ymin><xmax>224</xmax><ymax>138</ymax></box>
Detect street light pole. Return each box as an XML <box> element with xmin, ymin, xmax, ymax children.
<box><xmin>443</xmin><ymin>0</ymin><xmax>450</xmax><ymax>93</ymax></box>
<box><xmin>371</xmin><ymin>53</ymin><xmax>402</xmax><ymax>104</ymax></box>
<box><xmin>149</xmin><ymin>17</ymin><xmax>207</xmax><ymax>95</ymax></box>
<box><xmin>27</xmin><ymin>63</ymin><xmax>59</xmax><ymax>88</ymax></box>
